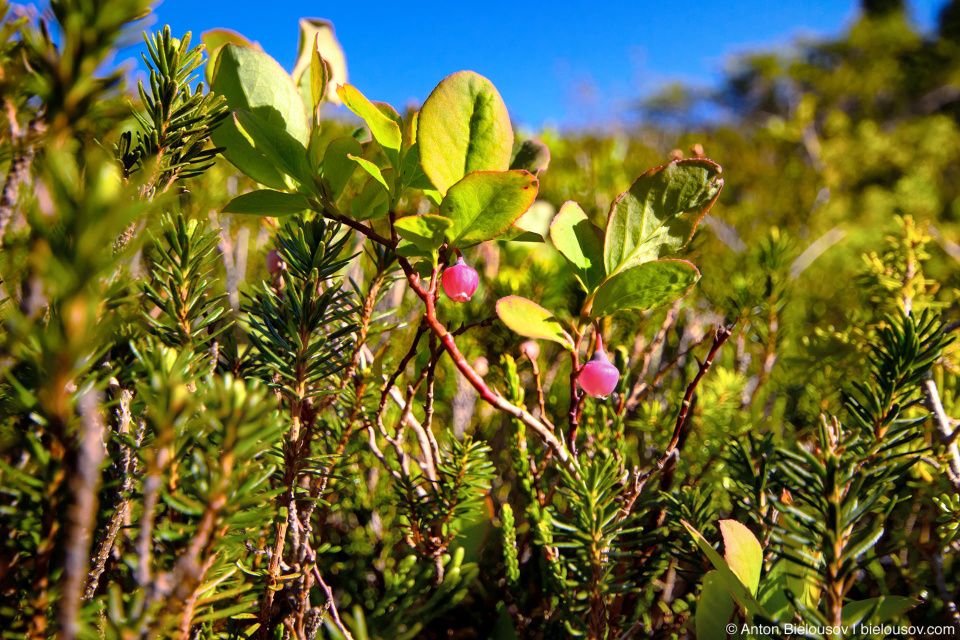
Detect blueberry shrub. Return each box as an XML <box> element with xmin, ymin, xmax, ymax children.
<box><xmin>1</xmin><ymin>2</ymin><xmax>959</xmax><ymax>639</ymax></box>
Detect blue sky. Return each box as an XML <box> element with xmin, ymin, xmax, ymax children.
<box><xmin>141</xmin><ymin>0</ymin><xmax>948</xmax><ymax>130</ymax></box>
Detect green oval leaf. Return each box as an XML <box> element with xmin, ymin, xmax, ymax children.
<box><xmin>510</xmin><ymin>139</ymin><xmax>551</xmax><ymax>174</ymax></box>
<box><xmin>495</xmin><ymin>296</ymin><xmax>574</xmax><ymax>350</ymax></box>
<box><xmin>550</xmin><ymin>201</ymin><xmax>606</xmax><ymax>292</ymax></box>
<box><xmin>337</xmin><ymin>84</ymin><xmax>402</xmax><ymax>168</ymax></box>
<box><xmin>696</xmin><ymin>571</ymin><xmax>740</xmax><ymax>640</ymax></box>
<box><xmin>395</xmin><ymin>215</ymin><xmax>453</xmax><ymax>254</ymax></box>
<box><xmin>233</xmin><ymin>110</ymin><xmax>313</xmax><ymax>190</ymax></box>
<box><xmin>292</xmin><ymin>19</ymin><xmax>347</xmax><ymax>105</ymax></box>
<box><xmin>351</xmin><ymin>175</ymin><xmax>391</xmax><ymax>221</ymax></box>
<box><xmin>604</xmin><ymin>159</ymin><xmax>723</xmax><ymax>276</ymax></box>
<box><xmin>309</xmin><ymin>37</ymin><xmax>333</xmax><ymax>116</ymax></box>
<box><xmin>440</xmin><ymin>170</ymin><xmax>538</xmax><ymax>248</ymax></box>
<box><xmin>757</xmin><ymin>559</ymin><xmax>793</xmax><ymax>623</ymax></box>
<box><xmin>202</xmin><ymin>29</ymin><xmax>252</xmax><ymax>84</ymax></box>
<box><xmin>222</xmin><ymin>190</ymin><xmax>310</xmax><ymax>216</ymax></box>
<box><xmin>720</xmin><ymin>520</ymin><xmax>763</xmax><ymax>597</ymax></box>
<box><xmin>417</xmin><ymin>71</ymin><xmax>514</xmax><ymax>196</ymax></box>
<box><xmin>399</xmin><ymin>142</ymin><xmax>427</xmax><ymax>190</ymax></box>
<box><xmin>590</xmin><ymin>259</ymin><xmax>700</xmax><ymax>319</ymax></box>
<box><xmin>211</xmin><ymin>45</ymin><xmax>309</xmax><ymax>189</ymax></box>
<box><xmin>321</xmin><ymin>137</ymin><xmax>363</xmax><ymax>202</ymax></box>
<box><xmin>347</xmin><ymin>154</ymin><xmax>390</xmax><ymax>193</ymax></box>
<box><xmin>681</xmin><ymin>520</ymin><xmax>769</xmax><ymax>619</ymax></box>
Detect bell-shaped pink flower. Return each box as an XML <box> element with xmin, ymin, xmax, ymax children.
<box><xmin>578</xmin><ymin>336</ymin><xmax>620</xmax><ymax>398</ymax></box>
<box><xmin>266</xmin><ymin>249</ymin><xmax>285</xmax><ymax>276</ymax></box>
<box><xmin>442</xmin><ymin>256</ymin><xmax>479</xmax><ymax>302</ymax></box>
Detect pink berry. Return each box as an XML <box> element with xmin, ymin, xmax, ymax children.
<box><xmin>520</xmin><ymin>340</ymin><xmax>540</xmax><ymax>361</ymax></box>
<box><xmin>267</xmin><ymin>250</ymin><xmax>285</xmax><ymax>276</ymax></box>
<box><xmin>442</xmin><ymin>256</ymin><xmax>479</xmax><ymax>302</ymax></box>
<box><xmin>578</xmin><ymin>346</ymin><xmax>620</xmax><ymax>398</ymax></box>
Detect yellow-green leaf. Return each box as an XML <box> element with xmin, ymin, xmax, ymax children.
<box><xmin>321</xmin><ymin>137</ymin><xmax>362</xmax><ymax>202</ymax></box>
<box><xmin>394</xmin><ymin>215</ymin><xmax>452</xmax><ymax>254</ymax></box>
<box><xmin>510</xmin><ymin>139</ymin><xmax>550</xmax><ymax>174</ymax></box>
<box><xmin>720</xmin><ymin>520</ymin><xmax>763</xmax><ymax>597</ymax></box>
<box><xmin>347</xmin><ymin>154</ymin><xmax>390</xmax><ymax>193</ymax></box>
<box><xmin>210</xmin><ymin>45</ymin><xmax>309</xmax><ymax>190</ymax></box>
<box><xmin>550</xmin><ymin>201</ymin><xmax>606</xmax><ymax>292</ymax></box>
<box><xmin>337</xmin><ymin>84</ymin><xmax>402</xmax><ymax>168</ymax></box>
<box><xmin>496</xmin><ymin>296</ymin><xmax>573</xmax><ymax>350</ymax></box>
<box><xmin>233</xmin><ymin>110</ymin><xmax>313</xmax><ymax>190</ymax></box>
<box><xmin>604</xmin><ymin>159</ymin><xmax>723</xmax><ymax>276</ymax></box>
<box><xmin>309</xmin><ymin>35</ymin><xmax>333</xmax><ymax>118</ymax></box>
<box><xmin>439</xmin><ymin>171</ymin><xmax>538</xmax><ymax>248</ymax></box>
<box><xmin>202</xmin><ymin>29</ymin><xmax>252</xmax><ymax>84</ymax></box>
<box><xmin>417</xmin><ymin>71</ymin><xmax>514</xmax><ymax>196</ymax></box>
<box><xmin>681</xmin><ymin>520</ymin><xmax>769</xmax><ymax>619</ymax></box>
<box><xmin>696</xmin><ymin>571</ymin><xmax>740</xmax><ymax>640</ymax></box>
<box><xmin>292</xmin><ymin>19</ymin><xmax>347</xmax><ymax>105</ymax></box>
<box><xmin>222</xmin><ymin>190</ymin><xmax>310</xmax><ymax>216</ymax></box>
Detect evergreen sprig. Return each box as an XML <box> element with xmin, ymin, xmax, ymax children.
<box><xmin>118</xmin><ymin>26</ymin><xmax>228</xmax><ymax>190</ymax></box>
<box><xmin>772</xmin><ymin>310</ymin><xmax>953</xmax><ymax>627</ymax></box>
<box><xmin>549</xmin><ymin>457</ymin><xmax>640</xmax><ymax>634</ymax></box>
<box><xmin>244</xmin><ymin>217</ymin><xmax>357</xmax><ymax>401</ymax></box>
<box><xmin>141</xmin><ymin>214</ymin><xmax>230</xmax><ymax>359</ymax></box>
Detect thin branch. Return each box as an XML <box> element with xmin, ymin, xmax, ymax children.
<box><xmin>313</xmin><ymin>566</ymin><xmax>354</xmax><ymax>640</ymax></box>
<box><xmin>930</xmin><ymin>549</ymin><xmax>960</xmax><ymax>627</ymax></box>
<box><xmin>524</xmin><ymin>352</ymin><xmax>554</xmax><ymax>431</ymax></box>
<box><xmin>60</xmin><ymin>391</ymin><xmax>106</xmax><ymax>640</ymax></box>
<box><xmin>312</xmin><ymin>194</ymin><xmax>395</xmax><ymax>248</ymax></box>
<box><xmin>621</xmin><ymin>304</ymin><xmax>688</xmax><ymax>417</ymax></box>
<box><xmin>0</xmin><ymin>107</ymin><xmax>44</xmax><ymax>241</ymax></box>
<box><xmin>422</xmin><ymin>333</ymin><xmax>442</xmax><ymax>468</ymax></box>
<box><xmin>567</xmin><ymin>328</ymin><xmax>585</xmax><ymax>453</ymax></box>
<box><xmin>637</xmin><ymin>323</ymin><xmax>735</xmax><ymax>487</ymax></box>
<box><xmin>325</xmin><ymin>199</ymin><xmax>576</xmax><ymax>473</ymax></box>
<box><xmin>85</xmin><ymin>384</ymin><xmax>138</xmax><ymax>599</ymax></box>
<box><xmin>922</xmin><ymin>375</ymin><xmax>960</xmax><ymax>490</ymax></box>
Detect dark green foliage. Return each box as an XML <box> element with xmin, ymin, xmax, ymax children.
<box><xmin>142</xmin><ymin>214</ymin><xmax>230</xmax><ymax>357</ymax></box>
<box><xmin>772</xmin><ymin>311</ymin><xmax>953</xmax><ymax>626</ymax></box>
<box><xmin>844</xmin><ymin>310</ymin><xmax>951</xmax><ymax>443</ymax></box>
<box><xmin>862</xmin><ymin>0</ymin><xmax>904</xmax><ymax>17</ymax></box>
<box><xmin>119</xmin><ymin>27</ymin><xmax>228</xmax><ymax>189</ymax></box>
<box><xmin>940</xmin><ymin>0</ymin><xmax>960</xmax><ymax>42</ymax></box>
<box><xmin>549</xmin><ymin>457</ymin><xmax>640</xmax><ymax>634</ymax></box>
<box><xmin>244</xmin><ymin>217</ymin><xmax>357</xmax><ymax>401</ymax></box>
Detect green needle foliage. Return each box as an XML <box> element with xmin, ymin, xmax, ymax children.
<box><xmin>244</xmin><ymin>217</ymin><xmax>357</xmax><ymax>401</ymax></box>
<box><xmin>119</xmin><ymin>27</ymin><xmax>228</xmax><ymax>191</ymax></box>
<box><xmin>142</xmin><ymin>214</ymin><xmax>230</xmax><ymax>357</ymax></box>
<box><xmin>772</xmin><ymin>311</ymin><xmax>953</xmax><ymax>628</ymax></box>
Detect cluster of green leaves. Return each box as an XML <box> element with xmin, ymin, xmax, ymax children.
<box><xmin>497</xmin><ymin>159</ymin><xmax>722</xmax><ymax>349</ymax></box>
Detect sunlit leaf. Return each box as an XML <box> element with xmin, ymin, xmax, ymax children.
<box><xmin>418</xmin><ymin>71</ymin><xmax>514</xmax><ymax>196</ymax></box>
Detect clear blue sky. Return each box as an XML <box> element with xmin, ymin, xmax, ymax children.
<box><xmin>141</xmin><ymin>0</ymin><xmax>948</xmax><ymax>130</ymax></box>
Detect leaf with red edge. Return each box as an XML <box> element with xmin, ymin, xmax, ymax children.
<box><xmin>720</xmin><ymin>520</ymin><xmax>763</xmax><ymax>597</ymax></box>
